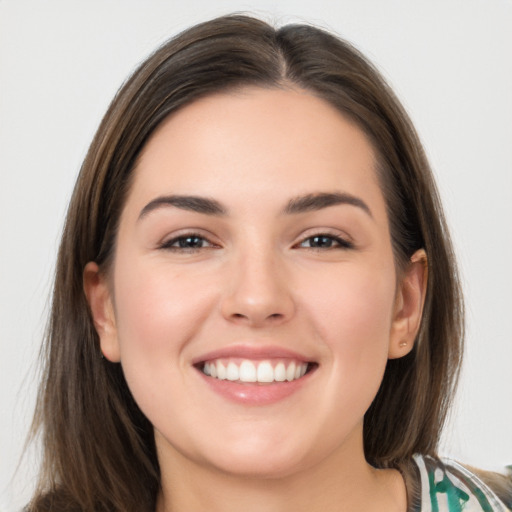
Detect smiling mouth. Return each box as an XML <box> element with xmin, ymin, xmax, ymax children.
<box><xmin>198</xmin><ymin>359</ymin><xmax>316</xmax><ymax>384</ymax></box>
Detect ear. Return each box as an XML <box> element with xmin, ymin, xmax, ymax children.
<box><xmin>83</xmin><ymin>261</ymin><xmax>121</xmax><ymax>362</ymax></box>
<box><xmin>388</xmin><ymin>249</ymin><xmax>428</xmax><ymax>359</ymax></box>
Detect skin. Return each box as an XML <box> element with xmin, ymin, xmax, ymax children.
<box><xmin>85</xmin><ymin>87</ymin><xmax>427</xmax><ymax>512</ymax></box>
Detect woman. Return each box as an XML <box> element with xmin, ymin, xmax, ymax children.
<box><xmin>27</xmin><ymin>14</ymin><xmax>510</xmax><ymax>512</ymax></box>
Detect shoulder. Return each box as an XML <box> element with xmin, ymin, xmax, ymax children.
<box><xmin>412</xmin><ymin>454</ymin><xmax>511</xmax><ymax>511</ymax></box>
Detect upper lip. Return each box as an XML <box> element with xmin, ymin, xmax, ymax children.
<box><xmin>192</xmin><ymin>344</ymin><xmax>315</xmax><ymax>365</ymax></box>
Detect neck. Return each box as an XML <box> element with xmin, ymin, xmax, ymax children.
<box><xmin>155</xmin><ymin>434</ymin><xmax>406</xmax><ymax>512</ymax></box>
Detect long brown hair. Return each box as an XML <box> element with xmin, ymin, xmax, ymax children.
<box><xmin>28</xmin><ymin>14</ymin><xmax>464</xmax><ymax>511</ymax></box>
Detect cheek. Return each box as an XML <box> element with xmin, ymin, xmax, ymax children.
<box><xmin>302</xmin><ymin>263</ymin><xmax>396</xmax><ymax>397</ymax></box>
<box><xmin>112</xmin><ymin>258</ymin><xmax>217</xmax><ymax>362</ymax></box>
<box><xmin>110</xmin><ymin>259</ymin><xmax>221</xmax><ymax>432</ymax></box>
<box><xmin>305</xmin><ymin>263</ymin><xmax>395</xmax><ymax>344</ymax></box>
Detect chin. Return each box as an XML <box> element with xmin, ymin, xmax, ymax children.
<box><xmin>205</xmin><ymin>450</ymin><xmax>309</xmax><ymax>480</ymax></box>
<box><xmin>191</xmin><ymin>432</ymin><xmax>323</xmax><ymax>480</ymax></box>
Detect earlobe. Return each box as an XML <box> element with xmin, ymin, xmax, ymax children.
<box><xmin>388</xmin><ymin>249</ymin><xmax>428</xmax><ymax>359</ymax></box>
<box><xmin>83</xmin><ymin>262</ymin><xmax>121</xmax><ymax>362</ymax></box>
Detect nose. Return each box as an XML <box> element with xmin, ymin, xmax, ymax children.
<box><xmin>220</xmin><ymin>247</ymin><xmax>296</xmax><ymax>327</ymax></box>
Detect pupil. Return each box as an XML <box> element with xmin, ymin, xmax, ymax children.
<box><xmin>312</xmin><ymin>236</ymin><xmax>332</xmax><ymax>248</ymax></box>
<box><xmin>179</xmin><ymin>236</ymin><xmax>202</xmax><ymax>248</ymax></box>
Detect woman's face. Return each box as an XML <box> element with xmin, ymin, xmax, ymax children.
<box><xmin>87</xmin><ymin>87</ymin><xmax>424</xmax><ymax>478</ymax></box>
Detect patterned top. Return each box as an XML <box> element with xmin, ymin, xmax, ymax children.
<box><xmin>413</xmin><ymin>455</ymin><xmax>511</xmax><ymax>511</ymax></box>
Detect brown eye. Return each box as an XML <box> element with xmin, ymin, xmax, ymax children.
<box><xmin>299</xmin><ymin>235</ymin><xmax>353</xmax><ymax>250</ymax></box>
<box><xmin>176</xmin><ymin>236</ymin><xmax>206</xmax><ymax>248</ymax></box>
<box><xmin>161</xmin><ymin>234</ymin><xmax>215</xmax><ymax>251</ymax></box>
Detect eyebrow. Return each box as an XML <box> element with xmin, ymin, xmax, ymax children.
<box><xmin>138</xmin><ymin>191</ymin><xmax>372</xmax><ymax>220</ymax></box>
<box><xmin>283</xmin><ymin>192</ymin><xmax>372</xmax><ymax>217</ymax></box>
<box><xmin>138</xmin><ymin>195</ymin><xmax>227</xmax><ymax>220</ymax></box>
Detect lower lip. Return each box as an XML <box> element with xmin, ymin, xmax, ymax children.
<box><xmin>197</xmin><ymin>369</ymin><xmax>314</xmax><ymax>406</ymax></box>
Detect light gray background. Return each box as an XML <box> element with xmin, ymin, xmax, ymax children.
<box><xmin>1</xmin><ymin>1</ymin><xmax>511</xmax><ymax>510</ymax></box>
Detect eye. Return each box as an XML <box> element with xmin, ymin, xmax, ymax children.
<box><xmin>160</xmin><ymin>234</ymin><xmax>217</xmax><ymax>251</ymax></box>
<box><xmin>298</xmin><ymin>234</ymin><xmax>353</xmax><ymax>250</ymax></box>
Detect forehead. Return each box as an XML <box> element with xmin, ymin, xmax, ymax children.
<box><xmin>126</xmin><ymin>87</ymin><xmax>386</xmax><ymax>219</ymax></box>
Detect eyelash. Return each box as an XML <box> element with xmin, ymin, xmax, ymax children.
<box><xmin>296</xmin><ymin>234</ymin><xmax>354</xmax><ymax>250</ymax></box>
<box><xmin>160</xmin><ymin>233</ymin><xmax>217</xmax><ymax>252</ymax></box>
<box><xmin>160</xmin><ymin>233</ymin><xmax>354</xmax><ymax>252</ymax></box>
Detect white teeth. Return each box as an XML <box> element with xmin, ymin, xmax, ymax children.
<box><xmin>274</xmin><ymin>362</ymin><xmax>286</xmax><ymax>382</ymax></box>
<box><xmin>286</xmin><ymin>362</ymin><xmax>296</xmax><ymax>381</ymax></box>
<box><xmin>257</xmin><ymin>361</ymin><xmax>274</xmax><ymax>383</ymax></box>
<box><xmin>239</xmin><ymin>360</ymin><xmax>257</xmax><ymax>382</ymax></box>
<box><xmin>217</xmin><ymin>361</ymin><xmax>227</xmax><ymax>380</ymax></box>
<box><xmin>226</xmin><ymin>362</ymin><xmax>239</xmax><ymax>381</ymax></box>
<box><xmin>202</xmin><ymin>359</ymin><xmax>309</xmax><ymax>383</ymax></box>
